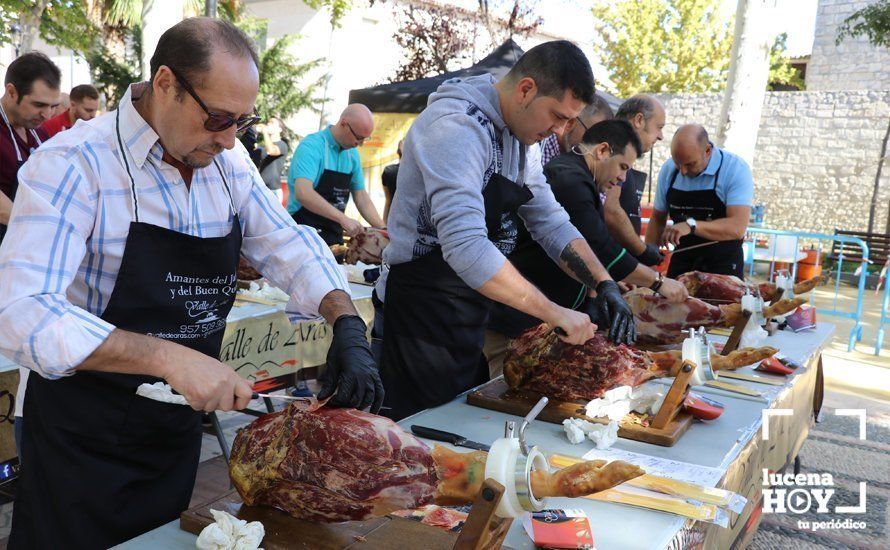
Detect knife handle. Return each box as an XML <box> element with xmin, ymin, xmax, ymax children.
<box><xmin>411</xmin><ymin>425</ymin><xmax>463</xmax><ymax>445</ymax></box>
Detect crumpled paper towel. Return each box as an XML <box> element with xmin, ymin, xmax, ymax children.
<box><xmin>136</xmin><ymin>381</ymin><xmax>188</xmax><ymax>406</ymax></box>
<box><xmin>585</xmin><ymin>385</ymin><xmax>633</xmax><ymax>420</ymax></box>
<box><xmin>563</xmin><ymin>418</ymin><xmax>597</xmax><ymax>444</ymax></box>
<box><xmin>586</xmin><ymin>421</ymin><xmax>619</xmax><ymax>449</ymax></box>
<box><xmin>629</xmin><ymin>385</ymin><xmax>666</xmax><ymax>415</ymax></box>
<box><xmin>562</xmin><ymin>418</ymin><xmax>619</xmax><ymax>449</ymax></box>
<box><xmin>196</xmin><ymin>509</ymin><xmax>264</xmax><ymax>550</ymax></box>
<box><xmin>240</xmin><ymin>281</ymin><xmax>289</xmax><ymax>302</ymax></box>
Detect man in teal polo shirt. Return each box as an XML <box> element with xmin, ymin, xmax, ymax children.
<box><xmin>287</xmin><ymin>104</ymin><xmax>385</xmax><ymax>244</ymax></box>
<box><xmin>646</xmin><ymin>124</ymin><xmax>753</xmax><ymax>279</ymax></box>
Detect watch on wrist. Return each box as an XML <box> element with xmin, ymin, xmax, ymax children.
<box><xmin>649</xmin><ymin>271</ymin><xmax>664</xmax><ymax>293</ymax></box>
<box><xmin>686</xmin><ymin>218</ymin><xmax>697</xmax><ymax>235</ymax></box>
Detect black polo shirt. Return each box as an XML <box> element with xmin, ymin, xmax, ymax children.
<box><xmin>381</xmin><ymin>163</ymin><xmax>399</xmax><ymax>194</ymax></box>
<box><xmin>488</xmin><ymin>152</ymin><xmax>639</xmax><ymax>337</ymax></box>
<box><xmin>620</xmin><ymin>168</ymin><xmax>647</xmax><ymax>235</ymax></box>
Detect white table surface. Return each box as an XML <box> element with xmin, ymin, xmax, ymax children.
<box><xmin>117</xmin><ymin>323</ymin><xmax>835</xmax><ymax>550</ymax></box>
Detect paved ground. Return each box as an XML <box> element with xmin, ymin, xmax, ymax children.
<box><xmin>750</xmin><ymin>278</ymin><xmax>890</xmax><ymax>548</ymax></box>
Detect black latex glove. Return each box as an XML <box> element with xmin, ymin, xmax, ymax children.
<box><xmin>636</xmin><ymin>243</ymin><xmax>665</xmax><ymax>267</ymax></box>
<box><xmin>318</xmin><ymin>315</ymin><xmax>384</xmax><ymax>413</ymax></box>
<box><xmin>583</xmin><ymin>280</ymin><xmax>637</xmax><ymax>345</ymax></box>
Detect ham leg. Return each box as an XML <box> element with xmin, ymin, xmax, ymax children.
<box><xmin>626</xmin><ymin>290</ymin><xmax>806</xmax><ymax>345</ymax></box>
<box><xmin>503</xmin><ymin>324</ymin><xmax>779</xmax><ymax>402</ymax></box>
<box><xmin>230</xmin><ymin>404</ymin><xmax>643</xmax><ymax>523</ymax></box>
<box><xmin>678</xmin><ymin>271</ymin><xmax>820</xmax><ymax>303</ymax></box>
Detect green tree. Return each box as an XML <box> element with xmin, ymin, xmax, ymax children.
<box><xmin>220</xmin><ymin>4</ymin><xmax>323</xmax><ymax>124</ymax></box>
<box><xmin>255</xmin><ymin>34</ymin><xmax>323</xmax><ymax>121</ymax></box>
<box><xmin>767</xmin><ymin>33</ymin><xmax>804</xmax><ymax>91</ymax></box>
<box><xmin>0</xmin><ymin>0</ymin><xmax>92</xmax><ymax>53</ymax></box>
<box><xmin>592</xmin><ymin>0</ymin><xmax>733</xmax><ymax>96</ymax></box>
<box><xmin>302</xmin><ymin>0</ymin><xmax>353</xmax><ymax>27</ymax></box>
<box><xmin>836</xmin><ymin>0</ymin><xmax>890</xmax><ymax>47</ymax></box>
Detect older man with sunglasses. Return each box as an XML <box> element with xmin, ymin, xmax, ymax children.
<box><xmin>286</xmin><ymin>104</ymin><xmax>385</xmax><ymax>245</ymax></box>
<box><xmin>0</xmin><ymin>18</ymin><xmax>382</xmax><ymax>549</ymax></box>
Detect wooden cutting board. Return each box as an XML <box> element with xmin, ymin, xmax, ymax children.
<box><xmin>466</xmin><ymin>378</ymin><xmax>693</xmax><ymax>447</ymax></box>
<box><xmin>180</xmin><ymin>491</ymin><xmax>504</xmax><ymax>550</ymax></box>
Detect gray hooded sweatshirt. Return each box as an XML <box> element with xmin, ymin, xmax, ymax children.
<box><xmin>377</xmin><ymin>74</ymin><xmax>581</xmax><ymax>299</ymax></box>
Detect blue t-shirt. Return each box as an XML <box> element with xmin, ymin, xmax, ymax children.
<box><xmin>654</xmin><ymin>145</ymin><xmax>753</xmax><ymax>214</ymax></box>
<box><xmin>286</xmin><ymin>126</ymin><xmax>365</xmax><ymax>214</ymax></box>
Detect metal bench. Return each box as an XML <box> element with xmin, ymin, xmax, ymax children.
<box><xmin>829</xmin><ymin>229</ymin><xmax>890</xmax><ymax>265</ymax></box>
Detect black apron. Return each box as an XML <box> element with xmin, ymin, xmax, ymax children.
<box><xmin>291</xmin><ymin>143</ymin><xmax>352</xmax><ymax>245</ymax></box>
<box><xmin>0</xmin><ymin>104</ymin><xmax>42</xmax><ymax>244</ymax></box>
<box><xmin>620</xmin><ymin>168</ymin><xmax>646</xmax><ymax>235</ymax></box>
<box><xmin>9</xmin><ymin>108</ymin><xmax>242</xmax><ymax>550</ymax></box>
<box><xmin>665</xmin><ymin>149</ymin><xmax>744</xmax><ymax>279</ymax></box>
<box><xmin>380</xmin><ymin>154</ymin><xmax>533</xmax><ymax>421</ymax></box>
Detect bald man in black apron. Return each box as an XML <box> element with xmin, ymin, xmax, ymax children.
<box><xmin>646</xmin><ymin>124</ymin><xmax>754</xmax><ymax>279</ymax></box>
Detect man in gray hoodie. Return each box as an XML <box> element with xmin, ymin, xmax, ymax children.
<box><xmin>378</xmin><ymin>41</ymin><xmax>636</xmax><ymax>420</ymax></box>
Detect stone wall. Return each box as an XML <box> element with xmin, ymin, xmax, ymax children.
<box><xmin>807</xmin><ymin>0</ymin><xmax>890</xmax><ymax>91</ymax></box>
<box><xmin>640</xmin><ymin>90</ymin><xmax>890</xmax><ymax>236</ymax></box>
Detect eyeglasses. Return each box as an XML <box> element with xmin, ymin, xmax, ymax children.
<box><xmin>168</xmin><ymin>66</ymin><xmax>261</xmax><ymax>133</ymax></box>
<box><xmin>575</xmin><ymin>116</ymin><xmax>590</xmax><ymax>132</ymax></box>
<box><xmin>571</xmin><ymin>143</ymin><xmax>613</xmax><ymax>157</ymax></box>
<box><xmin>344</xmin><ymin>121</ymin><xmax>370</xmax><ymax>144</ymax></box>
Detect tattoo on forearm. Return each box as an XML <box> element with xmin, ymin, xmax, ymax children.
<box><xmin>560</xmin><ymin>243</ymin><xmax>599</xmax><ymax>289</ymax></box>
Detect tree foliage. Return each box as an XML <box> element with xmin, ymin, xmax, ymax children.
<box><xmin>836</xmin><ymin>0</ymin><xmax>890</xmax><ymax>48</ymax></box>
<box><xmin>390</xmin><ymin>0</ymin><xmax>541</xmax><ymax>82</ymax></box>
<box><xmin>218</xmin><ymin>5</ymin><xmax>322</xmax><ymax>123</ymax></box>
<box><xmin>391</xmin><ymin>3</ymin><xmax>476</xmax><ymax>82</ymax></box>
<box><xmin>0</xmin><ymin>0</ymin><xmax>91</xmax><ymax>52</ymax></box>
<box><xmin>1</xmin><ymin>0</ymin><xmax>322</xmax><ymax>119</ymax></box>
<box><xmin>302</xmin><ymin>0</ymin><xmax>354</xmax><ymax>27</ymax></box>
<box><xmin>255</xmin><ymin>34</ymin><xmax>323</xmax><ymax>121</ymax></box>
<box><xmin>592</xmin><ymin>0</ymin><xmax>733</xmax><ymax>96</ymax></box>
<box><xmin>767</xmin><ymin>33</ymin><xmax>804</xmax><ymax>91</ymax></box>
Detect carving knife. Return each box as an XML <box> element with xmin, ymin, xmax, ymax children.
<box><xmin>667</xmin><ymin>241</ymin><xmax>721</xmax><ymax>255</ymax></box>
<box><xmin>410</xmin><ymin>425</ymin><xmax>491</xmax><ymax>451</ymax></box>
<box><xmin>252</xmin><ymin>392</ymin><xmax>310</xmax><ymax>401</ymax></box>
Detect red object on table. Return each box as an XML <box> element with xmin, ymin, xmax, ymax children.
<box><xmin>756</xmin><ymin>356</ymin><xmax>794</xmax><ymax>375</ymax></box>
<box><xmin>683</xmin><ymin>392</ymin><xmax>724</xmax><ymax>420</ymax></box>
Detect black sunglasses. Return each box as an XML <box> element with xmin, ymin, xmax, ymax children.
<box><xmin>168</xmin><ymin>66</ymin><xmax>261</xmax><ymax>133</ymax></box>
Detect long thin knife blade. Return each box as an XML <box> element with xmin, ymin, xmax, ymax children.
<box><xmin>410</xmin><ymin>425</ymin><xmax>491</xmax><ymax>451</ymax></box>
<box><xmin>668</xmin><ymin>241</ymin><xmax>721</xmax><ymax>255</ymax></box>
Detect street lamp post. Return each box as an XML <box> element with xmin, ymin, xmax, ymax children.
<box><xmin>10</xmin><ymin>23</ymin><xmax>22</xmax><ymax>57</ymax></box>
<box><xmin>205</xmin><ymin>0</ymin><xmax>218</xmax><ymax>17</ymax></box>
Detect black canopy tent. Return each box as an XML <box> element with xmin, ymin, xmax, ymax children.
<box><xmin>349</xmin><ymin>39</ymin><xmax>621</xmax><ymax>114</ymax></box>
<box><xmin>350</xmin><ymin>40</ymin><xmax>621</xmax><ymax>186</ymax></box>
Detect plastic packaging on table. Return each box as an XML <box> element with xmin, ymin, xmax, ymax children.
<box><xmin>756</xmin><ymin>356</ymin><xmax>795</xmax><ymax>375</ymax></box>
<box><xmin>522</xmin><ymin>509</ymin><xmax>595</xmax><ymax>549</ymax></box>
<box><xmin>549</xmin><ymin>455</ymin><xmax>746</xmax><ymax>517</ymax></box>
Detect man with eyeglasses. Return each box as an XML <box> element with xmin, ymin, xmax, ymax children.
<box><xmin>484</xmin><ymin>120</ymin><xmax>689</xmax><ymax>377</ymax></box>
<box><xmin>537</xmin><ymin>94</ymin><xmax>613</xmax><ymax>166</ymax></box>
<box><xmin>286</xmin><ymin>104</ymin><xmax>385</xmax><ymax>245</ymax></box>
<box><xmin>0</xmin><ymin>18</ymin><xmax>382</xmax><ymax>549</ymax></box>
